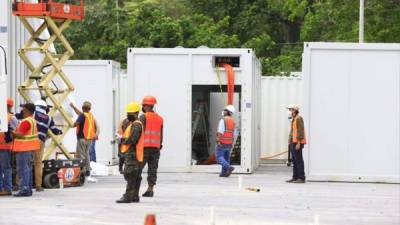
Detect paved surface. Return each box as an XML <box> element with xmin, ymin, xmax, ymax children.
<box><xmin>0</xmin><ymin>165</ymin><xmax>399</xmax><ymax>225</ymax></box>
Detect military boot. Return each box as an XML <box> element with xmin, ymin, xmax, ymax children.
<box><xmin>142</xmin><ymin>186</ymin><xmax>154</xmax><ymax>197</ymax></box>
<box><xmin>116</xmin><ymin>194</ymin><xmax>137</xmax><ymax>203</ymax></box>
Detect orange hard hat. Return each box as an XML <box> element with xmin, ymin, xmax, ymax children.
<box><xmin>6</xmin><ymin>98</ymin><xmax>14</xmax><ymax>107</ymax></box>
<box><xmin>142</xmin><ymin>96</ymin><xmax>157</xmax><ymax>105</ymax></box>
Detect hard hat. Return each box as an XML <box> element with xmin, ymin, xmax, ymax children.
<box><xmin>126</xmin><ymin>102</ymin><xmax>141</xmax><ymax>113</ymax></box>
<box><xmin>34</xmin><ymin>100</ymin><xmax>47</xmax><ymax>108</ymax></box>
<box><xmin>142</xmin><ymin>96</ymin><xmax>157</xmax><ymax>105</ymax></box>
<box><xmin>287</xmin><ymin>104</ymin><xmax>300</xmax><ymax>111</ymax></box>
<box><xmin>224</xmin><ymin>105</ymin><xmax>235</xmax><ymax>114</ymax></box>
<box><xmin>6</xmin><ymin>98</ymin><xmax>14</xmax><ymax>107</ymax></box>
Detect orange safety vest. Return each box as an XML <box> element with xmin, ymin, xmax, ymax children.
<box><xmin>120</xmin><ymin>121</ymin><xmax>144</xmax><ymax>162</ymax></box>
<box><xmin>0</xmin><ymin>113</ymin><xmax>14</xmax><ymax>150</ymax></box>
<box><xmin>13</xmin><ymin>116</ymin><xmax>41</xmax><ymax>152</ymax></box>
<box><xmin>143</xmin><ymin>112</ymin><xmax>163</xmax><ymax>149</ymax></box>
<box><xmin>292</xmin><ymin>116</ymin><xmax>307</xmax><ymax>144</ymax></box>
<box><xmin>220</xmin><ymin>117</ymin><xmax>235</xmax><ymax>145</ymax></box>
<box><xmin>77</xmin><ymin>112</ymin><xmax>96</xmax><ymax>140</ymax></box>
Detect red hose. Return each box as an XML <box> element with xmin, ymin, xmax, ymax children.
<box><xmin>223</xmin><ymin>64</ymin><xmax>235</xmax><ymax>105</ymax></box>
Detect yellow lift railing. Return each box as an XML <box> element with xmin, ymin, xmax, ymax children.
<box><xmin>16</xmin><ymin>15</ymin><xmax>75</xmax><ymax>160</ymax></box>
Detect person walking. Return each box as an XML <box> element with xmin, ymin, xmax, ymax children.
<box><xmin>12</xmin><ymin>103</ymin><xmax>41</xmax><ymax>197</ymax></box>
<box><xmin>286</xmin><ymin>104</ymin><xmax>307</xmax><ymax>183</ymax></box>
<box><xmin>116</xmin><ymin>102</ymin><xmax>144</xmax><ymax>203</ymax></box>
<box><xmin>70</xmin><ymin>101</ymin><xmax>99</xmax><ymax>177</ymax></box>
<box><xmin>216</xmin><ymin>105</ymin><xmax>236</xmax><ymax>177</ymax></box>
<box><xmin>139</xmin><ymin>96</ymin><xmax>164</xmax><ymax>197</ymax></box>
<box><xmin>0</xmin><ymin>98</ymin><xmax>19</xmax><ymax>196</ymax></box>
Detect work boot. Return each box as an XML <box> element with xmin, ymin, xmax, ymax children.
<box><xmin>285</xmin><ymin>178</ymin><xmax>296</xmax><ymax>183</ymax></box>
<box><xmin>0</xmin><ymin>190</ymin><xmax>12</xmax><ymax>196</ymax></box>
<box><xmin>36</xmin><ymin>186</ymin><xmax>44</xmax><ymax>192</ymax></box>
<box><xmin>142</xmin><ymin>186</ymin><xmax>154</xmax><ymax>197</ymax></box>
<box><xmin>142</xmin><ymin>190</ymin><xmax>154</xmax><ymax>197</ymax></box>
<box><xmin>116</xmin><ymin>196</ymin><xmax>133</xmax><ymax>203</ymax></box>
<box><xmin>225</xmin><ymin>166</ymin><xmax>235</xmax><ymax>177</ymax></box>
<box><xmin>292</xmin><ymin>179</ymin><xmax>306</xmax><ymax>183</ymax></box>
<box><xmin>14</xmin><ymin>192</ymin><xmax>32</xmax><ymax>197</ymax></box>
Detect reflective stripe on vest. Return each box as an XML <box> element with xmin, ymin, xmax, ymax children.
<box><xmin>13</xmin><ymin>117</ymin><xmax>40</xmax><ymax>152</ymax></box>
<box><xmin>120</xmin><ymin>121</ymin><xmax>145</xmax><ymax>162</ymax></box>
<box><xmin>292</xmin><ymin>116</ymin><xmax>307</xmax><ymax>144</ymax></box>
<box><xmin>76</xmin><ymin>112</ymin><xmax>96</xmax><ymax>140</ymax></box>
<box><xmin>0</xmin><ymin>113</ymin><xmax>13</xmax><ymax>150</ymax></box>
<box><xmin>144</xmin><ymin>112</ymin><xmax>163</xmax><ymax>148</ymax></box>
<box><xmin>220</xmin><ymin>117</ymin><xmax>235</xmax><ymax>145</ymax></box>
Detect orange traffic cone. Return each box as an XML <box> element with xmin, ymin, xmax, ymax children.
<box><xmin>144</xmin><ymin>214</ymin><xmax>156</xmax><ymax>225</ymax></box>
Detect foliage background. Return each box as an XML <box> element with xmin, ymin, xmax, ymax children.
<box><xmin>66</xmin><ymin>0</ymin><xmax>400</xmax><ymax>75</ymax></box>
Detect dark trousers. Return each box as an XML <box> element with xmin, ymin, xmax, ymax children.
<box><xmin>289</xmin><ymin>143</ymin><xmax>305</xmax><ymax>180</ymax></box>
<box><xmin>0</xmin><ymin>151</ymin><xmax>12</xmax><ymax>192</ymax></box>
<box><xmin>140</xmin><ymin>148</ymin><xmax>160</xmax><ymax>187</ymax></box>
<box><xmin>16</xmin><ymin>152</ymin><xmax>33</xmax><ymax>194</ymax></box>
<box><xmin>123</xmin><ymin>154</ymin><xmax>142</xmax><ymax>199</ymax></box>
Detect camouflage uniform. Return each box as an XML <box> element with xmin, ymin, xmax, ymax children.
<box><xmin>120</xmin><ymin>121</ymin><xmax>143</xmax><ymax>201</ymax></box>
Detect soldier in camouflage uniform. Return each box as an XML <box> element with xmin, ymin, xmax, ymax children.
<box><xmin>116</xmin><ymin>102</ymin><xmax>144</xmax><ymax>203</ymax></box>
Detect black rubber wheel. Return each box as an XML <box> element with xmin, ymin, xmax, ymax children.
<box><xmin>79</xmin><ymin>173</ymin><xmax>85</xmax><ymax>186</ymax></box>
<box><xmin>43</xmin><ymin>172</ymin><xmax>59</xmax><ymax>189</ymax></box>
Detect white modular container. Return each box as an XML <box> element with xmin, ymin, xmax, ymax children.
<box><xmin>0</xmin><ymin>44</ymin><xmax>7</xmax><ymax>132</ymax></box>
<box><xmin>119</xmin><ymin>71</ymin><xmax>129</xmax><ymax>118</ymax></box>
<box><xmin>128</xmin><ymin>48</ymin><xmax>261</xmax><ymax>173</ymax></box>
<box><xmin>302</xmin><ymin>42</ymin><xmax>400</xmax><ymax>183</ymax></box>
<box><xmin>260</xmin><ymin>75</ymin><xmax>303</xmax><ymax>160</ymax></box>
<box><xmin>1</xmin><ymin>0</ymin><xmax>29</xmax><ymax>107</ymax></box>
<box><xmin>61</xmin><ymin>60</ymin><xmax>121</xmax><ymax>165</ymax></box>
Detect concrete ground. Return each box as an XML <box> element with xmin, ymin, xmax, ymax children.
<box><xmin>0</xmin><ymin>165</ymin><xmax>399</xmax><ymax>225</ymax></box>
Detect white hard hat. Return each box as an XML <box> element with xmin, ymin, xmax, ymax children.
<box><xmin>224</xmin><ymin>105</ymin><xmax>235</xmax><ymax>114</ymax></box>
<box><xmin>287</xmin><ymin>104</ymin><xmax>300</xmax><ymax>111</ymax></box>
<box><xmin>34</xmin><ymin>100</ymin><xmax>47</xmax><ymax>108</ymax></box>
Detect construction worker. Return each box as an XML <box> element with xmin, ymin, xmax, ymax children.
<box><xmin>70</xmin><ymin>102</ymin><xmax>100</xmax><ymax>163</ymax></box>
<box><xmin>286</xmin><ymin>104</ymin><xmax>307</xmax><ymax>183</ymax></box>
<box><xmin>0</xmin><ymin>98</ymin><xmax>19</xmax><ymax>196</ymax></box>
<box><xmin>70</xmin><ymin>101</ymin><xmax>99</xmax><ymax>177</ymax></box>
<box><xmin>15</xmin><ymin>99</ymin><xmax>63</xmax><ymax>191</ymax></box>
<box><xmin>139</xmin><ymin>96</ymin><xmax>164</xmax><ymax>197</ymax></box>
<box><xmin>32</xmin><ymin>100</ymin><xmax>62</xmax><ymax>191</ymax></box>
<box><xmin>116</xmin><ymin>102</ymin><xmax>144</xmax><ymax>203</ymax></box>
<box><xmin>216</xmin><ymin>105</ymin><xmax>236</xmax><ymax>177</ymax></box>
<box><xmin>12</xmin><ymin>103</ymin><xmax>41</xmax><ymax>197</ymax></box>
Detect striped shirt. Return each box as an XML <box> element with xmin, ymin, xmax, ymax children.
<box><xmin>16</xmin><ymin>107</ymin><xmax>62</xmax><ymax>142</ymax></box>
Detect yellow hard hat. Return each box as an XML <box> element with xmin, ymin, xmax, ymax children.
<box><xmin>125</xmin><ymin>102</ymin><xmax>141</xmax><ymax>113</ymax></box>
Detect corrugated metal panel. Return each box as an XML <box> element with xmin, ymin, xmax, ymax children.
<box><xmin>2</xmin><ymin>1</ymin><xmax>28</xmax><ymax>107</ymax></box>
<box><xmin>119</xmin><ymin>71</ymin><xmax>128</xmax><ymax>119</ymax></box>
<box><xmin>260</xmin><ymin>76</ymin><xmax>303</xmax><ymax>160</ymax></box>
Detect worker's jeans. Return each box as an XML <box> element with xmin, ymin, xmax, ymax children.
<box><xmin>0</xmin><ymin>150</ymin><xmax>12</xmax><ymax>192</ymax></box>
<box><xmin>16</xmin><ymin>152</ymin><xmax>33</xmax><ymax>194</ymax></box>
<box><xmin>89</xmin><ymin>140</ymin><xmax>96</xmax><ymax>162</ymax></box>
<box><xmin>289</xmin><ymin>143</ymin><xmax>305</xmax><ymax>180</ymax></box>
<box><xmin>216</xmin><ymin>144</ymin><xmax>232</xmax><ymax>175</ymax></box>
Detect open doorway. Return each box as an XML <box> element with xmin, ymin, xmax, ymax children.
<box><xmin>191</xmin><ymin>85</ymin><xmax>241</xmax><ymax>166</ymax></box>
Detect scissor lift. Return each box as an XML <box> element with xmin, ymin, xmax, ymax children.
<box><xmin>12</xmin><ymin>0</ymin><xmax>84</xmax><ymax>160</ymax></box>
